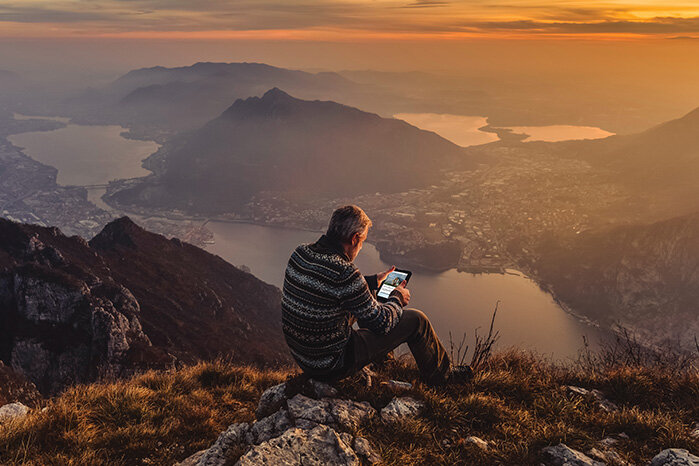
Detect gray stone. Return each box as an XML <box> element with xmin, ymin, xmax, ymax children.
<box><xmin>649</xmin><ymin>449</ymin><xmax>699</xmax><ymax>466</ymax></box>
<box><xmin>380</xmin><ymin>380</ymin><xmax>413</xmax><ymax>391</ymax></box>
<box><xmin>328</xmin><ymin>399</ymin><xmax>375</xmax><ymax>430</ymax></box>
<box><xmin>566</xmin><ymin>386</ymin><xmax>591</xmax><ymax>397</ymax></box>
<box><xmin>309</xmin><ymin>379</ymin><xmax>338</xmax><ymax>398</ymax></box>
<box><xmin>541</xmin><ymin>444</ymin><xmax>606</xmax><ymax>466</ymax></box>
<box><xmin>380</xmin><ymin>396</ymin><xmax>424</xmax><ymax>423</ymax></box>
<box><xmin>197</xmin><ymin>422</ymin><xmax>250</xmax><ymax>466</ymax></box>
<box><xmin>236</xmin><ymin>425</ymin><xmax>359</xmax><ymax>466</ymax></box>
<box><xmin>463</xmin><ymin>436</ymin><xmax>489</xmax><ymax>451</ymax></box>
<box><xmin>255</xmin><ymin>382</ymin><xmax>287</xmax><ymax>420</ymax></box>
<box><xmin>354</xmin><ymin>437</ymin><xmax>382</xmax><ymax>464</ymax></box>
<box><xmin>565</xmin><ymin>386</ymin><xmax>618</xmax><ymax>413</ymax></box>
<box><xmin>287</xmin><ymin>394</ymin><xmax>333</xmax><ymax>425</ymax></box>
<box><xmin>0</xmin><ymin>402</ymin><xmax>29</xmax><ymax>423</ymax></box>
<box><xmin>246</xmin><ymin>409</ymin><xmax>292</xmax><ymax>445</ymax></box>
<box><xmin>587</xmin><ymin>447</ymin><xmax>629</xmax><ymax>466</ymax></box>
<box><xmin>599</xmin><ymin>437</ymin><xmax>619</xmax><ymax>447</ymax></box>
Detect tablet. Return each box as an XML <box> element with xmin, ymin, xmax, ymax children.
<box><xmin>376</xmin><ymin>269</ymin><xmax>412</xmax><ymax>302</ymax></box>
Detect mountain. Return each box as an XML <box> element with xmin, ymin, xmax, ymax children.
<box><xmin>554</xmin><ymin>106</ymin><xmax>699</xmax><ymax>215</ymax></box>
<box><xmin>534</xmin><ymin>211</ymin><xmax>699</xmax><ymax>347</ymax></box>
<box><xmin>0</xmin><ymin>217</ymin><xmax>289</xmax><ymax>394</ymax></box>
<box><xmin>62</xmin><ymin>62</ymin><xmax>365</xmax><ymax>132</ymax></box>
<box><xmin>109</xmin><ymin>88</ymin><xmax>470</xmax><ymax>214</ymax></box>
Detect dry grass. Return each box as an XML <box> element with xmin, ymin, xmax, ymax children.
<box><xmin>0</xmin><ymin>346</ymin><xmax>697</xmax><ymax>465</ymax></box>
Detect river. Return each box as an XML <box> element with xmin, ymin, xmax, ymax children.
<box><xmin>7</xmin><ymin>115</ymin><xmax>605</xmax><ymax>361</ymax></box>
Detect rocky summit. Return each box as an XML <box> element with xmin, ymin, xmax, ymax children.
<box><xmin>0</xmin><ymin>217</ymin><xmax>289</xmax><ymax>394</ymax></box>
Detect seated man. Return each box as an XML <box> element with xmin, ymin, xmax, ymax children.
<box><xmin>281</xmin><ymin>204</ymin><xmax>471</xmax><ymax>386</ymax></box>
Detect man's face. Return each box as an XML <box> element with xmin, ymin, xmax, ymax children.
<box><xmin>347</xmin><ymin>225</ymin><xmax>368</xmax><ymax>262</ymax></box>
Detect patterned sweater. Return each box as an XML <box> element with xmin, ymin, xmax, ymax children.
<box><xmin>281</xmin><ymin>234</ymin><xmax>404</xmax><ymax>376</ymax></box>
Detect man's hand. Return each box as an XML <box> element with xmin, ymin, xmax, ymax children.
<box><xmin>377</xmin><ymin>265</ymin><xmax>395</xmax><ymax>285</ymax></box>
<box><xmin>390</xmin><ymin>280</ymin><xmax>410</xmax><ymax>306</ymax></box>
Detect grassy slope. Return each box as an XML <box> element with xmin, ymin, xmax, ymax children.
<box><xmin>0</xmin><ymin>351</ymin><xmax>697</xmax><ymax>465</ymax></box>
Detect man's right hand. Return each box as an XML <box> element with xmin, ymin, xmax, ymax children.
<box><xmin>390</xmin><ymin>280</ymin><xmax>410</xmax><ymax>306</ymax></box>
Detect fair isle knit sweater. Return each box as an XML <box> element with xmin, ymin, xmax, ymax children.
<box><xmin>282</xmin><ymin>234</ymin><xmax>404</xmax><ymax>376</ymax></box>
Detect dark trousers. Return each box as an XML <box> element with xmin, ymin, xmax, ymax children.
<box><xmin>337</xmin><ymin>308</ymin><xmax>451</xmax><ymax>385</ymax></box>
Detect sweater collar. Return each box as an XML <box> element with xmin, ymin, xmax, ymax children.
<box><xmin>314</xmin><ymin>234</ymin><xmax>351</xmax><ymax>262</ymax></box>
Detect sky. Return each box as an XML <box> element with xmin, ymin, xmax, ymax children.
<box><xmin>1</xmin><ymin>0</ymin><xmax>699</xmax><ymax>40</ymax></box>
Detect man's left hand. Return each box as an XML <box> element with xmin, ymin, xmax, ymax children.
<box><xmin>377</xmin><ymin>265</ymin><xmax>396</xmax><ymax>285</ymax></box>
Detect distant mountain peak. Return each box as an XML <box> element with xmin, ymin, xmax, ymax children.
<box><xmin>89</xmin><ymin>216</ymin><xmax>143</xmax><ymax>250</ymax></box>
<box><xmin>262</xmin><ymin>87</ymin><xmax>293</xmax><ymax>101</ymax></box>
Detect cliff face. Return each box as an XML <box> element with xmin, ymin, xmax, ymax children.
<box><xmin>535</xmin><ymin>212</ymin><xmax>699</xmax><ymax>346</ymax></box>
<box><xmin>0</xmin><ymin>217</ymin><xmax>289</xmax><ymax>394</ymax></box>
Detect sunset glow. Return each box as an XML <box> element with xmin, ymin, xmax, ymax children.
<box><xmin>1</xmin><ymin>0</ymin><xmax>698</xmax><ymax>40</ymax></box>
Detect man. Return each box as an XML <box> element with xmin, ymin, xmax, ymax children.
<box><xmin>282</xmin><ymin>205</ymin><xmax>471</xmax><ymax>386</ymax></box>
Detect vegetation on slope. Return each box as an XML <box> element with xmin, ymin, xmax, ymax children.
<box><xmin>1</xmin><ymin>338</ymin><xmax>697</xmax><ymax>465</ymax></box>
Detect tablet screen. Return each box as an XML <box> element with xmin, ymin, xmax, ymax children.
<box><xmin>377</xmin><ymin>270</ymin><xmax>409</xmax><ymax>300</ymax></box>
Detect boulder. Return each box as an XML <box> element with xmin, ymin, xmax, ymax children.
<box><xmin>197</xmin><ymin>422</ymin><xmax>249</xmax><ymax>466</ymax></box>
<box><xmin>329</xmin><ymin>399</ymin><xmax>375</xmax><ymax>431</ymax></box>
<box><xmin>236</xmin><ymin>425</ymin><xmax>359</xmax><ymax>466</ymax></box>
<box><xmin>308</xmin><ymin>379</ymin><xmax>338</xmax><ymax>398</ymax></box>
<box><xmin>380</xmin><ymin>396</ymin><xmax>425</xmax><ymax>423</ymax></box>
<box><xmin>649</xmin><ymin>449</ymin><xmax>699</xmax><ymax>466</ymax></box>
<box><xmin>0</xmin><ymin>402</ymin><xmax>29</xmax><ymax>423</ymax></box>
<box><xmin>245</xmin><ymin>409</ymin><xmax>292</xmax><ymax>445</ymax></box>
<box><xmin>354</xmin><ymin>437</ymin><xmax>382</xmax><ymax>464</ymax></box>
<box><xmin>542</xmin><ymin>443</ymin><xmax>606</xmax><ymax>466</ymax></box>
<box><xmin>255</xmin><ymin>382</ymin><xmax>287</xmax><ymax>420</ymax></box>
<box><xmin>287</xmin><ymin>394</ymin><xmax>333</xmax><ymax>425</ymax></box>
<box><xmin>175</xmin><ymin>450</ymin><xmax>206</xmax><ymax>466</ymax></box>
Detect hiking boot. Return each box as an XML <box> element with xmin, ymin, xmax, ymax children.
<box><xmin>447</xmin><ymin>365</ymin><xmax>474</xmax><ymax>384</ymax></box>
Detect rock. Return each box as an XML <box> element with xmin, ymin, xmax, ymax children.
<box><xmin>541</xmin><ymin>444</ymin><xmax>606</xmax><ymax>466</ymax></box>
<box><xmin>690</xmin><ymin>423</ymin><xmax>699</xmax><ymax>439</ymax></box>
<box><xmin>0</xmin><ymin>402</ymin><xmax>29</xmax><ymax>423</ymax></box>
<box><xmin>380</xmin><ymin>380</ymin><xmax>413</xmax><ymax>391</ymax></box>
<box><xmin>565</xmin><ymin>386</ymin><xmax>618</xmax><ymax>413</ymax></box>
<box><xmin>328</xmin><ymin>399</ymin><xmax>375</xmax><ymax>430</ymax></box>
<box><xmin>246</xmin><ymin>409</ymin><xmax>292</xmax><ymax>445</ymax></box>
<box><xmin>587</xmin><ymin>447</ymin><xmax>629</xmax><ymax>465</ymax></box>
<box><xmin>309</xmin><ymin>379</ymin><xmax>338</xmax><ymax>398</ymax></box>
<box><xmin>649</xmin><ymin>449</ymin><xmax>699</xmax><ymax>466</ymax></box>
<box><xmin>598</xmin><ymin>437</ymin><xmax>619</xmax><ymax>447</ymax></box>
<box><xmin>255</xmin><ymin>382</ymin><xmax>287</xmax><ymax>420</ymax></box>
<box><xmin>237</xmin><ymin>425</ymin><xmax>359</xmax><ymax>466</ymax></box>
<box><xmin>463</xmin><ymin>436</ymin><xmax>489</xmax><ymax>451</ymax></box>
<box><xmin>380</xmin><ymin>396</ymin><xmax>424</xmax><ymax>423</ymax></box>
<box><xmin>175</xmin><ymin>450</ymin><xmax>206</xmax><ymax>466</ymax></box>
<box><xmin>197</xmin><ymin>422</ymin><xmax>249</xmax><ymax>466</ymax></box>
<box><xmin>354</xmin><ymin>437</ymin><xmax>382</xmax><ymax>464</ymax></box>
<box><xmin>566</xmin><ymin>386</ymin><xmax>591</xmax><ymax>397</ymax></box>
<box><xmin>287</xmin><ymin>394</ymin><xmax>333</xmax><ymax>425</ymax></box>
<box><xmin>617</xmin><ymin>433</ymin><xmax>629</xmax><ymax>440</ymax></box>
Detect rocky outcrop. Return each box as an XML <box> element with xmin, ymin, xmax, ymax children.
<box><xmin>0</xmin><ymin>217</ymin><xmax>289</xmax><ymax>394</ymax></box>
<box><xmin>649</xmin><ymin>449</ymin><xmax>699</xmax><ymax>466</ymax></box>
<box><xmin>542</xmin><ymin>443</ymin><xmax>605</xmax><ymax>466</ymax></box>
<box><xmin>380</xmin><ymin>396</ymin><xmax>425</xmax><ymax>423</ymax></box>
<box><xmin>179</xmin><ymin>378</ymin><xmax>425</xmax><ymax>465</ymax></box>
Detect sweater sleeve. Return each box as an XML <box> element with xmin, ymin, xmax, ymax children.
<box><xmin>339</xmin><ymin>266</ymin><xmax>403</xmax><ymax>335</ymax></box>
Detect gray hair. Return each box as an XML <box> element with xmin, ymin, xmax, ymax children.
<box><xmin>326</xmin><ymin>205</ymin><xmax>372</xmax><ymax>243</ymax></box>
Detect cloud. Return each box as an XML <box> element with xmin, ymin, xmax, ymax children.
<box><xmin>1</xmin><ymin>0</ymin><xmax>698</xmax><ymax>38</ymax></box>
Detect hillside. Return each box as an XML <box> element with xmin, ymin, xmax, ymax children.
<box><xmin>533</xmin><ymin>212</ymin><xmax>699</xmax><ymax>347</ymax></box>
<box><xmin>0</xmin><ymin>349</ymin><xmax>696</xmax><ymax>465</ymax></box>
<box><xmin>108</xmin><ymin>88</ymin><xmax>470</xmax><ymax>214</ymax></box>
<box><xmin>551</xmin><ymin>106</ymin><xmax>699</xmax><ymax>216</ymax></box>
<box><xmin>0</xmin><ymin>216</ymin><xmax>289</xmax><ymax>394</ymax></box>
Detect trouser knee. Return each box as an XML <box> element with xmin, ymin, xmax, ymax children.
<box><xmin>402</xmin><ymin>308</ymin><xmax>430</xmax><ymax>335</ymax></box>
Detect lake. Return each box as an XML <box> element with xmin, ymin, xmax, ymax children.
<box><xmin>395</xmin><ymin>113</ymin><xmax>614</xmax><ymax>145</ymax></box>
<box><xmin>8</xmin><ymin>116</ymin><xmax>604</xmax><ymax>361</ymax></box>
